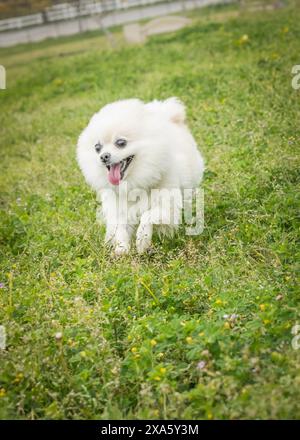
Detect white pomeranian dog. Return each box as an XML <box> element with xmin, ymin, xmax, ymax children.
<box><xmin>77</xmin><ymin>97</ymin><xmax>204</xmax><ymax>254</ymax></box>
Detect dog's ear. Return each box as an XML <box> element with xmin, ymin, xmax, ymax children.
<box><xmin>162</xmin><ymin>97</ymin><xmax>186</xmax><ymax>124</ymax></box>
<box><xmin>145</xmin><ymin>97</ymin><xmax>186</xmax><ymax>124</ymax></box>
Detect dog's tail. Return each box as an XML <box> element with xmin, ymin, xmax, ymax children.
<box><xmin>146</xmin><ymin>97</ymin><xmax>186</xmax><ymax>124</ymax></box>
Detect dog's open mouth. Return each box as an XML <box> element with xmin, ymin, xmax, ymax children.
<box><xmin>107</xmin><ymin>155</ymin><xmax>134</xmax><ymax>186</ymax></box>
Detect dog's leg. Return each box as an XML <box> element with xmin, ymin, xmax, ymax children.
<box><xmin>136</xmin><ymin>220</ymin><xmax>153</xmax><ymax>254</ymax></box>
<box><xmin>104</xmin><ymin>224</ymin><xmax>131</xmax><ymax>255</ymax></box>
<box><xmin>136</xmin><ymin>208</ymin><xmax>179</xmax><ymax>253</ymax></box>
<box><xmin>114</xmin><ymin>224</ymin><xmax>133</xmax><ymax>255</ymax></box>
<box><xmin>105</xmin><ymin>224</ymin><xmax>118</xmax><ymax>245</ymax></box>
<box><xmin>100</xmin><ymin>190</ymin><xmax>130</xmax><ymax>253</ymax></box>
<box><xmin>136</xmin><ymin>207</ymin><xmax>170</xmax><ymax>253</ymax></box>
<box><xmin>136</xmin><ymin>193</ymin><xmax>182</xmax><ymax>253</ymax></box>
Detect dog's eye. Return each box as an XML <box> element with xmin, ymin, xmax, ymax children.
<box><xmin>95</xmin><ymin>142</ymin><xmax>102</xmax><ymax>153</ymax></box>
<box><xmin>115</xmin><ymin>138</ymin><xmax>127</xmax><ymax>148</ymax></box>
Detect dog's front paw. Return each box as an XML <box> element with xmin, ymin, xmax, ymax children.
<box><xmin>114</xmin><ymin>242</ymin><xmax>130</xmax><ymax>256</ymax></box>
<box><xmin>136</xmin><ymin>223</ymin><xmax>153</xmax><ymax>254</ymax></box>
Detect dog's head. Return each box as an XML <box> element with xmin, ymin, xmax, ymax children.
<box><xmin>77</xmin><ymin>98</ymin><xmax>186</xmax><ymax>191</ymax></box>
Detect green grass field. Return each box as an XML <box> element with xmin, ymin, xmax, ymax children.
<box><xmin>0</xmin><ymin>3</ymin><xmax>299</xmax><ymax>419</ymax></box>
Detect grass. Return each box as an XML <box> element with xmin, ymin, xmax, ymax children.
<box><xmin>0</xmin><ymin>3</ymin><xmax>299</xmax><ymax>420</ymax></box>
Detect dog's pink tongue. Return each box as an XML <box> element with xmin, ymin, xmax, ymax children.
<box><xmin>108</xmin><ymin>163</ymin><xmax>121</xmax><ymax>185</ymax></box>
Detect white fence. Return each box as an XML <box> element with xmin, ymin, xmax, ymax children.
<box><xmin>0</xmin><ymin>14</ymin><xmax>43</xmax><ymax>32</ymax></box>
<box><xmin>0</xmin><ymin>0</ymin><xmax>234</xmax><ymax>47</ymax></box>
<box><xmin>0</xmin><ymin>0</ymin><xmax>163</xmax><ymax>32</ymax></box>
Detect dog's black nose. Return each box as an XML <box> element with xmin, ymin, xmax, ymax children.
<box><xmin>100</xmin><ymin>152</ymin><xmax>111</xmax><ymax>163</ymax></box>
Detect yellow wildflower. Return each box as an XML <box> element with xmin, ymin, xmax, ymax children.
<box><xmin>239</xmin><ymin>34</ymin><xmax>249</xmax><ymax>44</ymax></box>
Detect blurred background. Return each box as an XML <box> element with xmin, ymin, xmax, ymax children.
<box><xmin>0</xmin><ymin>0</ymin><xmax>288</xmax><ymax>47</ymax></box>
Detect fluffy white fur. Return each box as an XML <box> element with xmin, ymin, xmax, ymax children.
<box><xmin>77</xmin><ymin>97</ymin><xmax>204</xmax><ymax>254</ymax></box>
